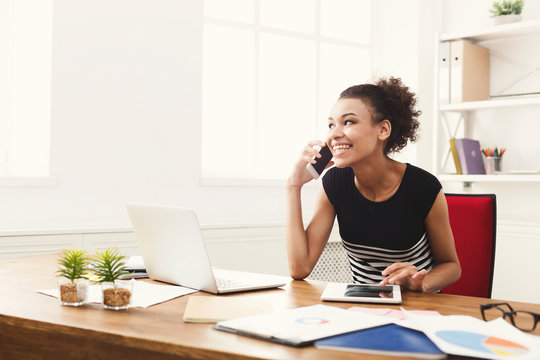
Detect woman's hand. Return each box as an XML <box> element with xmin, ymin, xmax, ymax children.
<box><xmin>287</xmin><ymin>141</ymin><xmax>333</xmax><ymax>188</ymax></box>
<box><xmin>379</xmin><ymin>262</ymin><xmax>428</xmax><ymax>292</ymax></box>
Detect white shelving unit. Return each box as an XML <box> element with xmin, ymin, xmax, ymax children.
<box><xmin>434</xmin><ymin>20</ymin><xmax>540</xmax><ymax>184</ymax></box>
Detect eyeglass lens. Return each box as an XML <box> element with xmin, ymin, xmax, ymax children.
<box><xmin>483</xmin><ymin>306</ymin><xmax>537</xmax><ymax>331</ymax></box>
<box><xmin>512</xmin><ymin>311</ymin><xmax>537</xmax><ymax>332</ymax></box>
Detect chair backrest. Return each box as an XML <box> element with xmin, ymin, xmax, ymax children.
<box><xmin>442</xmin><ymin>193</ymin><xmax>496</xmax><ymax>298</ymax></box>
<box><xmin>308</xmin><ymin>241</ymin><xmax>352</xmax><ymax>283</ymax></box>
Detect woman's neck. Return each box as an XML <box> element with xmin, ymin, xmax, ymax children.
<box><xmin>352</xmin><ymin>157</ymin><xmax>406</xmax><ymax>202</ymax></box>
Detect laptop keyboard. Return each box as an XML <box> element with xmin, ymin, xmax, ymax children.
<box><xmin>216</xmin><ymin>277</ymin><xmax>249</xmax><ymax>289</ymax></box>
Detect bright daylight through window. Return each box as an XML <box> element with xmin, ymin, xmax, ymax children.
<box><xmin>0</xmin><ymin>0</ymin><xmax>52</xmax><ymax>177</ymax></box>
<box><xmin>202</xmin><ymin>0</ymin><xmax>372</xmax><ymax>180</ymax></box>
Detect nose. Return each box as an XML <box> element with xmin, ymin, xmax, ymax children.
<box><xmin>327</xmin><ymin>124</ymin><xmax>344</xmax><ymax>143</ymax></box>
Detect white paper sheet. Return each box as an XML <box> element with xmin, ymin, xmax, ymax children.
<box><xmin>215</xmin><ymin>304</ymin><xmax>392</xmax><ymax>346</ymax></box>
<box><xmin>406</xmin><ymin>313</ymin><xmax>540</xmax><ymax>360</ymax></box>
<box><xmin>38</xmin><ymin>281</ymin><xmax>197</xmax><ymax>308</ymax></box>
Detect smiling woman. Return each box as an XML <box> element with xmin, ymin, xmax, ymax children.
<box><xmin>286</xmin><ymin>76</ymin><xmax>462</xmax><ymax>293</ymax></box>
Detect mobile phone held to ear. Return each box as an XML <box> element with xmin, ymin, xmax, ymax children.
<box><xmin>306</xmin><ymin>144</ymin><xmax>333</xmax><ymax>180</ymax></box>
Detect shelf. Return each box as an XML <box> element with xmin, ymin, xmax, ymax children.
<box><xmin>440</xmin><ymin>19</ymin><xmax>540</xmax><ymax>42</ymax></box>
<box><xmin>439</xmin><ymin>96</ymin><xmax>540</xmax><ymax>112</ymax></box>
<box><xmin>439</xmin><ymin>174</ymin><xmax>540</xmax><ymax>183</ymax></box>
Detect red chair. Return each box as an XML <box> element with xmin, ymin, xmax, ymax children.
<box><xmin>442</xmin><ymin>193</ymin><xmax>496</xmax><ymax>298</ymax></box>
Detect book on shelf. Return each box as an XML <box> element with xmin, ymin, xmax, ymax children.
<box><xmin>454</xmin><ymin>138</ymin><xmax>485</xmax><ymax>175</ymax></box>
<box><xmin>315</xmin><ymin>323</ymin><xmax>446</xmax><ymax>359</ymax></box>
<box><xmin>448</xmin><ymin>138</ymin><xmax>462</xmax><ymax>174</ymax></box>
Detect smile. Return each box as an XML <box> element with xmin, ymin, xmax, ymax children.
<box><xmin>332</xmin><ymin>144</ymin><xmax>351</xmax><ymax>155</ymax></box>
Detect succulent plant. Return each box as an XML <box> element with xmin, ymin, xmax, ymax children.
<box><xmin>57</xmin><ymin>249</ymin><xmax>90</xmax><ymax>282</ymax></box>
<box><xmin>92</xmin><ymin>248</ymin><xmax>130</xmax><ymax>283</ymax></box>
<box><xmin>489</xmin><ymin>0</ymin><xmax>525</xmax><ymax>17</ymax></box>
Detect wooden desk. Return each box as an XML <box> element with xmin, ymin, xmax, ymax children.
<box><xmin>1</xmin><ymin>254</ymin><xmax>539</xmax><ymax>360</ymax></box>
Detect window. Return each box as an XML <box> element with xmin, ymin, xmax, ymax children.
<box><xmin>202</xmin><ymin>0</ymin><xmax>372</xmax><ymax>180</ymax></box>
<box><xmin>0</xmin><ymin>0</ymin><xmax>52</xmax><ymax>177</ymax></box>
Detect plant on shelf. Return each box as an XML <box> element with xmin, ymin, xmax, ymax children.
<box><xmin>489</xmin><ymin>0</ymin><xmax>525</xmax><ymax>24</ymax></box>
<box><xmin>56</xmin><ymin>249</ymin><xmax>90</xmax><ymax>306</ymax></box>
<box><xmin>92</xmin><ymin>248</ymin><xmax>133</xmax><ymax>310</ymax></box>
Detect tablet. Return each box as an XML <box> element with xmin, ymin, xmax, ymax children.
<box><xmin>321</xmin><ymin>283</ymin><xmax>402</xmax><ymax>304</ymax></box>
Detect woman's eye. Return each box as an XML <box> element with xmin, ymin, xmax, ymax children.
<box><xmin>344</xmin><ymin>120</ymin><xmax>354</xmax><ymax>125</ymax></box>
<box><xmin>328</xmin><ymin>123</ymin><xmax>335</xmax><ymax>129</ymax></box>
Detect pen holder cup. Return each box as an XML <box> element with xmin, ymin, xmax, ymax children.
<box><xmin>485</xmin><ymin>156</ymin><xmax>502</xmax><ymax>174</ymax></box>
<box><xmin>101</xmin><ymin>280</ymin><xmax>133</xmax><ymax>310</ymax></box>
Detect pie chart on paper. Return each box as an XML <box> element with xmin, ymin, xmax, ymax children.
<box><xmin>436</xmin><ymin>330</ymin><xmax>529</xmax><ymax>356</ymax></box>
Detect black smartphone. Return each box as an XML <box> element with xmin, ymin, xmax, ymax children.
<box><xmin>306</xmin><ymin>144</ymin><xmax>333</xmax><ymax>180</ymax></box>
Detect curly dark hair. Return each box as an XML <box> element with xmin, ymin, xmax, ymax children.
<box><xmin>339</xmin><ymin>77</ymin><xmax>421</xmax><ymax>155</ymax></box>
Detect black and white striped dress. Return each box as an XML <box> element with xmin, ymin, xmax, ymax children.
<box><xmin>322</xmin><ymin>164</ymin><xmax>441</xmax><ymax>284</ymax></box>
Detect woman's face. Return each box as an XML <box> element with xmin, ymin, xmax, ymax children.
<box><xmin>326</xmin><ymin>98</ymin><xmax>386</xmax><ymax>168</ymax></box>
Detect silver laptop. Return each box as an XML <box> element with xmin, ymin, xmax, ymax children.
<box><xmin>126</xmin><ymin>203</ymin><xmax>287</xmax><ymax>294</ymax></box>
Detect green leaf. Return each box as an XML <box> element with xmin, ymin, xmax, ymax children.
<box><xmin>489</xmin><ymin>0</ymin><xmax>525</xmax><ymax>17</ymax></box>
<box><xmin>56</xmin><ymin>249</ymin><xmax>90</xmax><ymax>282</ymax></box>
<box><xmin>92</xmin><ymin>248</ymin><xmax>130</xmax><ymax>283</ymax></box>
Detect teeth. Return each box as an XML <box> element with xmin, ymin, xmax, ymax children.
<box><xmin>332</xmin><ymin>144</ymin><xmax>351</xmax><ymax>155</ymax></box>
<box><xmin>333</xmin><ymin>144</ymin><xmax>351</xmax><ymax>150</ymax></box>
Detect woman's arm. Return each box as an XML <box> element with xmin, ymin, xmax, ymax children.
<box><xmin>380</xmin><ymin>190</ymin><xmax>461</xmax><ymax>292</ymax></box>
<box><xmin>286</xmin><ymin>142</ymin><xmax>336</xmax><ymax>280</ymax></box>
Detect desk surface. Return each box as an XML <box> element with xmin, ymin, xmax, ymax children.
<box><xmin>1</xmin><ymin>253</ymin><xmax>539</xmax><ymax>360</ymax></box>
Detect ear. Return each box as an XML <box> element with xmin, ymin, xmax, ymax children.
<box><xmin>378</xmin><ymin>119</ymin><xmax>391</xmax><ymax>141</ymax></box>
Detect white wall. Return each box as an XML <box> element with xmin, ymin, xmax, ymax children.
<box><xmin>0</xmin><ymin>0</ymin><xmax>296</xmax><ymax>230</ymax></box>
<box><xmin>0</xmin><ymin>0</ymin><xmax>435</xmax><ymax>231</ymax></box>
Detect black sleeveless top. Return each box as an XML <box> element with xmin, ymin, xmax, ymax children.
<box><xmin>322</xmin><ymin>164</ymin><xmax>442</xmax><ymax>284</ymax></box>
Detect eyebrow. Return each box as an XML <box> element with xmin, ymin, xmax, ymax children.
<box><xmin>328</xmin><ymin>112</ymin><xmax>359</xmax><ymax>121</ymax></box>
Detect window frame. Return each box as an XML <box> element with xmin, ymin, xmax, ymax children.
<box><xmin>201</xmin><ymin>0</ymin><xmax>374</xmax><ymax>184</ymax></box>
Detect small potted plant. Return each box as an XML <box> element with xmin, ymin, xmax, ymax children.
<box><xmin>489</xmin><ymin>0</ymin><xmax>525</xmax><ymax>25</ymax></box>
<box><xmin>92</xmin><ymin>248</ymin><xmax>133</xmax><ymax>310</ymax></box>
<box><xmin>57</xmin><ymin>249</ymin><xmax>90</xmax><ymax>306</ymax></box>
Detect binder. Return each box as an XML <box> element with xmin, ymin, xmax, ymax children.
<box><xmin>315</xmin><ymin>323</ymin><xmax>446</xmax><ymax>359</ymax></box>
<box><xmin>214</xmin><ymin>304</ymin><xmax>391</xmax><ymax>347</ymax></box>
<box><xmin>454</xmin><ymin>138</ymin><xmax>486</xmax><ymax>174</ymax></box>
<box><xmin>450</xmin><ymin>40</ymin><xmax>489</xmax><ymax>103</ymax></box>
<box><xmin>449</xmin><ymin>138</ymin><xmax>462</xmax><ymax>174</ymax></box>
<box><xmin>438</xmin><ymin>42</ymin><xmax>451</xmax><ymax>105</ymax></box>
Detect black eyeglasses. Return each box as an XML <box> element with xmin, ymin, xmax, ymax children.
<box><xmin>481</xmin><ymin>302</ymin><xmax>540</xmax><ymax>332</ymax></box>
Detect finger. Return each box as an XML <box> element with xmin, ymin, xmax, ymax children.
<box><xmin>302</xmin><ymin>146</ymin><xmax>322</xmax><ymax>163</ymax></box>
<box><xmin>307</xmin><ymin>140</ymin><xmax>326</xmax><ymax>152</ymax></box>
<box><xmin>411</xmin><ymin>269</ymin><xmax>427</xmax><ymax>279</ymax></box>
<box><xmin>386</xmin><ymin>266</ymin><xmax>417</xmax><ymax>285</ymax></box>
<box><xmin>381</xmin><ymin>262</ymin><xmax>411</xmax><ymax>276</ymax></box>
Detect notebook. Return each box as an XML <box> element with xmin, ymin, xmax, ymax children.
<box><xmin>315</xmin><ymin>324</ymin><xmax>446</xmax><ymax>359</ymax></box>
<box><xmin>126</xmin><ymin>203</ymin><xmax>287</xmax><ymax>294</ymax></box>
<box><xmin>183</xmin><ymin>295</ymin><xmax>274</xmax><ymax>323</ymax></box>
<box><xmin>214</xmin><ymin>304</ymin><xmax>392</xmax><ymax>347</ymax></box>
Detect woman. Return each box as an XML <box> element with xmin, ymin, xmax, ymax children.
<box><xmin>286</xmin><ymin>77</ymin><xmax>461</xmax><ymax>293</ymax></box>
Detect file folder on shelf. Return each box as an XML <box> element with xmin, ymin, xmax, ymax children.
<box><xmin>450</xmin><ymin>40</ymin><xmax>489</xmax><ymax>103</ymax></box>
<box><xmin>438</xmin><ymin>42</ymin><xmax>451</xmax><ymax>105</ymax></box>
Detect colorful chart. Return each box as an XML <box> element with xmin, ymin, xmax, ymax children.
<box><xmin>436</xmin><ymin>330</ymin><xmax>529</xmax><ymax>356</ymax></box>
<box><xmin>295</xmin><ymin>317</ymin><xmax>329</xmax><ymax>325</ymax></box>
